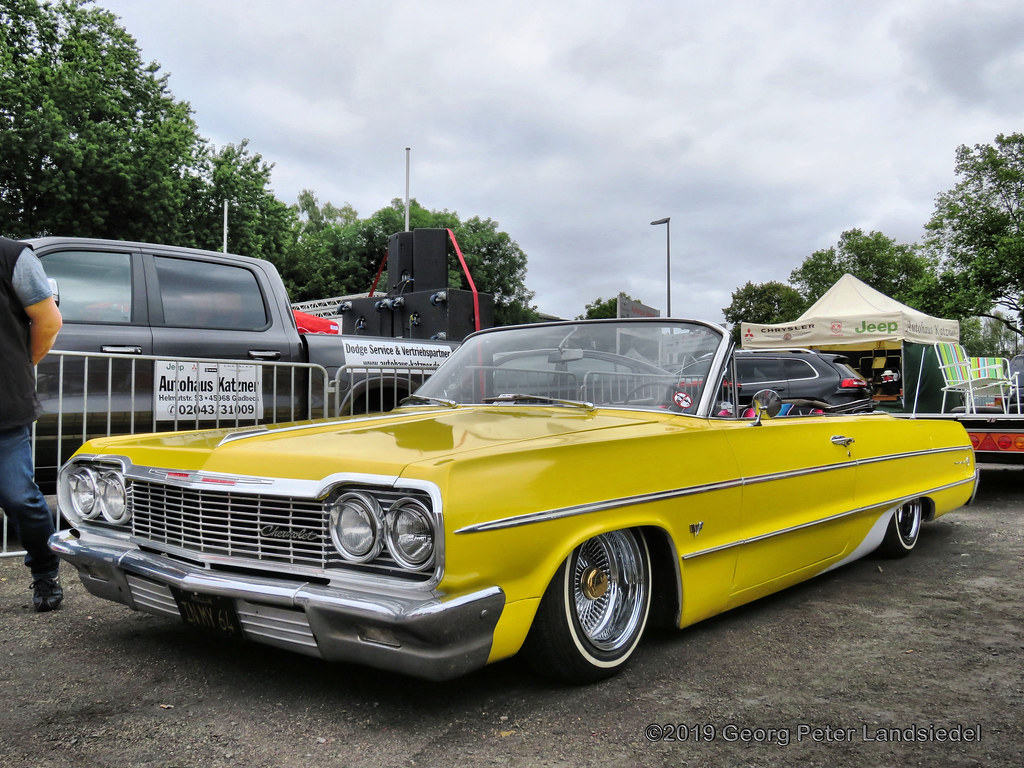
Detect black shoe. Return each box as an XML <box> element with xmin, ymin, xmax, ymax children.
<box><xmin>32</xmin><ymin>576</ymin><xmax>63</xmax><ymax>612</ymax></box>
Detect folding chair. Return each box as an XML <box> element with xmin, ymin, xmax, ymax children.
<box><xmin>934</xmin><ymin>342</ymin><xmax>1013</xmax><ymax>413</ymax></box>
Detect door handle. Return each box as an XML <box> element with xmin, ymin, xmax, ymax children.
<box><xmin>830</xmin><ymin>435</ymin><xmax>855</xmax><ymax>447</ymax></box>
<box><xmin>101</xmin><ymin>345</ymin><xmax>142</xmax><ymax>354</ymax></box>
<box><xmin>248</xmin><ymin>350</ymin><xmax>282</xmax><ymax>361</ymax></box>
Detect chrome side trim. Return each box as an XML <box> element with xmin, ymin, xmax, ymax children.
<box><xmin>680</xmin><ymin>473</ymin><xmax>975</xmax><ymax>561</ymax></box>
<box><xmin>456</xmin><ymin>478</ymin><xmax>746</xmax><ymax>534</ymax></box>
<box><xmin>454</xmin><ymin>444</ymin><xmax>971</xmax><ymax>535</ymax></box>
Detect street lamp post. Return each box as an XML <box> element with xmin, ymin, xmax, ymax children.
<box><xmin>650</xmin><ymin>217</ymin><xmax>671</xmax><ymax>317</ymax></box>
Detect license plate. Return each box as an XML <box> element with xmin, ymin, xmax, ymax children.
<box><xmin>171</xmin><ymin>588</ymin><xmax>244</xmax><ymax>640</ymax></box>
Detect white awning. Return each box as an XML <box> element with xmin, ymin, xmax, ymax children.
<box><xmin>740</xmin><ymin>274</ymin><xmax>959</xmax><ymax>349</ymax></box>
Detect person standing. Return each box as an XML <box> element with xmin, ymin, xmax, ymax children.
<box><xmin>0</xmin><ymin>235</ymin><xmax>64</xmax><ymax>611</ymax></box>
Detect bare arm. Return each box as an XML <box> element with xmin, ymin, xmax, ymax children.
<box><xmin>24</xmin><ymin>296</ymin><xmax>63</xmax><ymax>365</ymax></box>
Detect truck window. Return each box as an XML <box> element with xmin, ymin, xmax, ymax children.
<box><xmin>39</xmin><ymin>250</ymin><xmax>133</xmax><ymax>324</ymax></box>
<box><xmin>154</xmin><ymin>256</ymin><xmax>268</xmax><ymax>331</ymax></box>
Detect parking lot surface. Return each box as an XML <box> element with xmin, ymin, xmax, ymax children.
<box><xmin>1</xmin><ymin>469</ymin><xmax>1022</xmax><ymax>767</ymax></box>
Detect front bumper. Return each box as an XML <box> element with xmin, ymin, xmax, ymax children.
<box><xmin>50</xmin><ymin>530</ymin><xmax>504</xmax><ymax>681</ymax></box>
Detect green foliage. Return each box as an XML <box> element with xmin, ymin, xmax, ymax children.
<box><xmin>925</xmin><ymin>133</ymin><xmax>1024</xmax><ymax>336</ymax></box>
<box><xmin>0</xmin><ymin>0</ymin><xmax>206</xmax><ymax>240</ymax></box>
<box><xmin>278</xmin><ymin>190</ymin><xmax>364</xmax><ymax>301</ymax></box>
<box><xmin>188</xmin><ymin>141</ymin><xmax>296</xmax><ymax>263</ymax></box>
<box><xmin>446</xmin><ymin>212</ymin><xmax>538</xmax><ymax>326</ymax></box>
<box><xmin>789</xmin><ymin>229</ymin><xmax>929</xmax><ymax>306</ymax></box>
<box><xmin>722</xmin><ymin>281</ymin><xmax>806</xmax><ymax>342</ymax></box>
<box><xmin>966</xmin><ymin>313</ymin><xmax>1021</xmax><ymax>357</ymax></box>
<box><xmin>578</xmin><ymin>294</ymin><xmax>641</xmax><ymax>320</ymax></box>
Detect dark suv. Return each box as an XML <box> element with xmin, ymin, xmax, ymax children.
<box><xmin>733</xmin><ymin>349</ymin><xmax>873</xmax><ymax>412</ymax></box>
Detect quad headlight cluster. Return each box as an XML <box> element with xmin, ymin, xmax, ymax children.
<box><xmin>64</xmin><ymin>465</ymin><xmax>130</xmax><ymax>525</ymax></box>
<box><xmin>327</xmin><ymin>491</ymin><xmax>436</xmax><ymax>571</ymax></box>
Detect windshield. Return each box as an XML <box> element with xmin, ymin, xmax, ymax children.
<box><xmin>413</xmin><ymin>319</ymin><xmax>727</xmax><ymax>413</ymax></box>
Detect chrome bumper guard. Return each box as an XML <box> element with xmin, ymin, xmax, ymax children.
<box><xmin>50</xmin><ymin>530</ymin><xmax>505</xmax><ymax>681</ymax></box>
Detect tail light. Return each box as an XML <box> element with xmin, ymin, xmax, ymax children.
<box><xmin>971</xmin><ymin>432</ymin><xmax>1024</xmax><ymax>452</ymax></box>
<box><xmin>839</xmin><ymin>378</ymin><xmax>868</xmax><ymax>389</ymax></box>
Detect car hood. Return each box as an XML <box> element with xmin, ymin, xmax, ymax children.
<box><xmin>79</xmin><ymin>406</ymin><xmax>681</xmax><ymax>480</ymax></box>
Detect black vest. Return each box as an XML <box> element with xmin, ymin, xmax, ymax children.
<box><xmin>0</xmin><ymin>236</ymin><xmax>41</xmax><ymax>429</ymax></box>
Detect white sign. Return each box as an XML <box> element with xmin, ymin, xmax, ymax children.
<box><xmin>342</xmin><ymin>340</ymin><xmax>453</xmax><ymax>369</ymax></box>
<box><xmin>617</xmin><ymin>294</ymin><xmax>660</xmax><ymax>318</ymax></box>
<box><xmin>154</xmin><ymin>360</ymin><xmax>264</xmax><ymax>421</ymax></box>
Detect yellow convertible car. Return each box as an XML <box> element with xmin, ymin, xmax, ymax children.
<box><xmin>51</xmin><ymin>319</ymin><xmax>976</xmax><ymax>683</ymax></box>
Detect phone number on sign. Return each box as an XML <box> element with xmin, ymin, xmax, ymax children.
<box><xmin>164</xmin><ymin>403</ymin><xmax>258</xmax><ymax>416</ymax></box>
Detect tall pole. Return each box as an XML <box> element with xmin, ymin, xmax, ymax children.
<box><xmin>404</xmin><ymin>147</ymin><xmax>411</xmax><ymax>232</ymax></box>
<box><xmin>650</xmin><ymin>217</ymin><xmax>671</xmax><ymax>317</ymax></box>
<box><xmin>223</xmin><ymin>199</ymin><xmax>228</xmax><ymax>253</ymax></box>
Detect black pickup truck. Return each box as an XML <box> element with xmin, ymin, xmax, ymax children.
<box><xmin>29</xmin><ymin>236</ymin><xmax>463</xmax><ymax>485</ymax></box>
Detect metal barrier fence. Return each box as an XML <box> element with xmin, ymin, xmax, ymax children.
<box><xmin>333</xmin><ymin>364</ymin><xmax>437</xmax><ymax>416</ymax></box>
<box><xmin>2</xmin><ymin>350</ymin><xmax>332</xmax><ymax>559</ymax></box>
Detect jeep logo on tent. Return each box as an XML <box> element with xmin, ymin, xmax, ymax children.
<box><xmin>854</xmin><ymin>320</ymin><xmax>900</xmax><ymax>334</ymax></box>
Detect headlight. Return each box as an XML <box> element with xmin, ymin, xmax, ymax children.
<box><xmin>385</xmin><ymin>498</ymin><xmax>435</xmax><ymax>570</ymax></box>
<box><xmin>97</xmin><ymin>471</ymin><xmax>129</xmax><ymax>524</ymax></box>
<box><xmin>65</xmin><ymin>465</ymin><xmax>130</xmax><ymax>525</ymax></box>
<box><xmin>329</xmin><ymin>492</ymin><xmax>383</xmax><ymax>562</ymax></box>
<box><xmin>68</xmin><ymin>467</ymin><xmax>100</xmax><ymax>520</ymax></box>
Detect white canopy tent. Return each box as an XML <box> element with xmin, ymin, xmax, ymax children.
<box><xmin>739</xmin><ymin>274</ymin><xmax>960</xmax><ymax>413</ymax></box>
<box><xmin>740</xmin><ymin>273</ymin><xmax>959</xmax><ymax>350</ymax></box>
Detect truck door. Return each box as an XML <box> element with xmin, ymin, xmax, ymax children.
<box><xmin>146</xmin><ymin>253</ymin><xmax>302</xmax><ymax>425</ymax></box>
<box><xmin>33</xmin><ymin>244</ymin><xmax>153</xmax><ymax>482</ymax></box>
<box><xmin>36</xmin><ymin>245</ymin><xmax>152</xmax><ymax>356</ymax></box>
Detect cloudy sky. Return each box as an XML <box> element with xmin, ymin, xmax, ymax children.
<box><xmin>97</xmin><ymin>0</ymin><xmax>1024</xmax><ymax>323</ymax></box>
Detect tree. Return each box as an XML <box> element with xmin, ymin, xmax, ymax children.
<box><xmin>187</xmin><ymin>141</ymin><xmax>296</xmax><ymax>263</ymax></box>
<box><xmin>279</xmin><ymin>191</ymin><xmax>373</xmax><ymax>302</ymax></box>
<box><xmin>925</xmin><ymin>133</ymin><xmax>1024</xmax><ymax>339</ymax></box>
<box><xmin>0</xmin><ymin>0</ymin><xmax>206</xmax><ymax>240</ymax></box>
<box><xmin>789</xmin><ymin>229</ymin><xmax>930</xmax><ymax>306</ymax></box>
<box><xmin>578</xmin><ymin>294</ymin><xmax>642</xmax><ymax>320</ymax></box>
<box><xmin>722</xmin><ymin>281</ymin><xmax>806</xmax><ymax>341</ymax></box>
<box><xmin>974</xmin><ymin>313</ymin><xmax>1021</xmax><ymax>357</ymax></box>
<box><xmin>445</xmin><ymin>213</ymin><xmax>538</xmax><ymax>326</ymax></box>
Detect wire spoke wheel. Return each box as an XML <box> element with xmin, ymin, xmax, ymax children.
<box><xmin>524</xmin><ymin>529</ymin><xmax>652</xmax><ymax>683</ymax></box>
<box><xmin>879</xmin><ymin>498</ymin><xmax>923</xmax><ymax>557</ymax></box>
<box><xmin>571</xmin><ymin>531</ymin><xmax>648</xmax><ymax>653</ymax></box>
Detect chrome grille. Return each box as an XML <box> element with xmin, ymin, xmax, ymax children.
<box><xmin>128</xmin><ymin>480</ymin><xmax>433</xmax><ymax>581</ymax></box>
<box><xmin>131</xmin><ymin>481</ymin><xmax>329</xmax><ymax>568</ymax></box>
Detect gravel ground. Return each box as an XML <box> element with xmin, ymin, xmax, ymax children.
<box><xmin>1</xmin><ymin>468</ymin><xmax>1022</xmax><ymax>768</ymax></box>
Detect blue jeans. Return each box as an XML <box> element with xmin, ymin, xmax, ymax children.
<box><xmin>0</xmin><ymin>425</ymin><xmax>59</xmax><ymax>580</ymax></box>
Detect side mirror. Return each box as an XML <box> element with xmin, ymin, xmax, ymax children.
<box><xmin>47</xmin><ymin>278</ymin><xmax>59</xmax><ymax>307</ymax></box>
<box><xmin>750</xmin><ymin>389</ymin><xmax>783</xmax><ymax>426</ymax></box>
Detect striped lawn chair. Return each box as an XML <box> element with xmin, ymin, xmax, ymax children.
<box><xmin>934</xmin><ymin>342</ymin><xmax>1013</xmax><ymax>413</ymax></box>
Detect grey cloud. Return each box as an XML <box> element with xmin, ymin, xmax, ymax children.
<box><xmin>895</xmin><ymin>2</ymin><xmax>1024</xmax><ymax>110</ymax></box>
